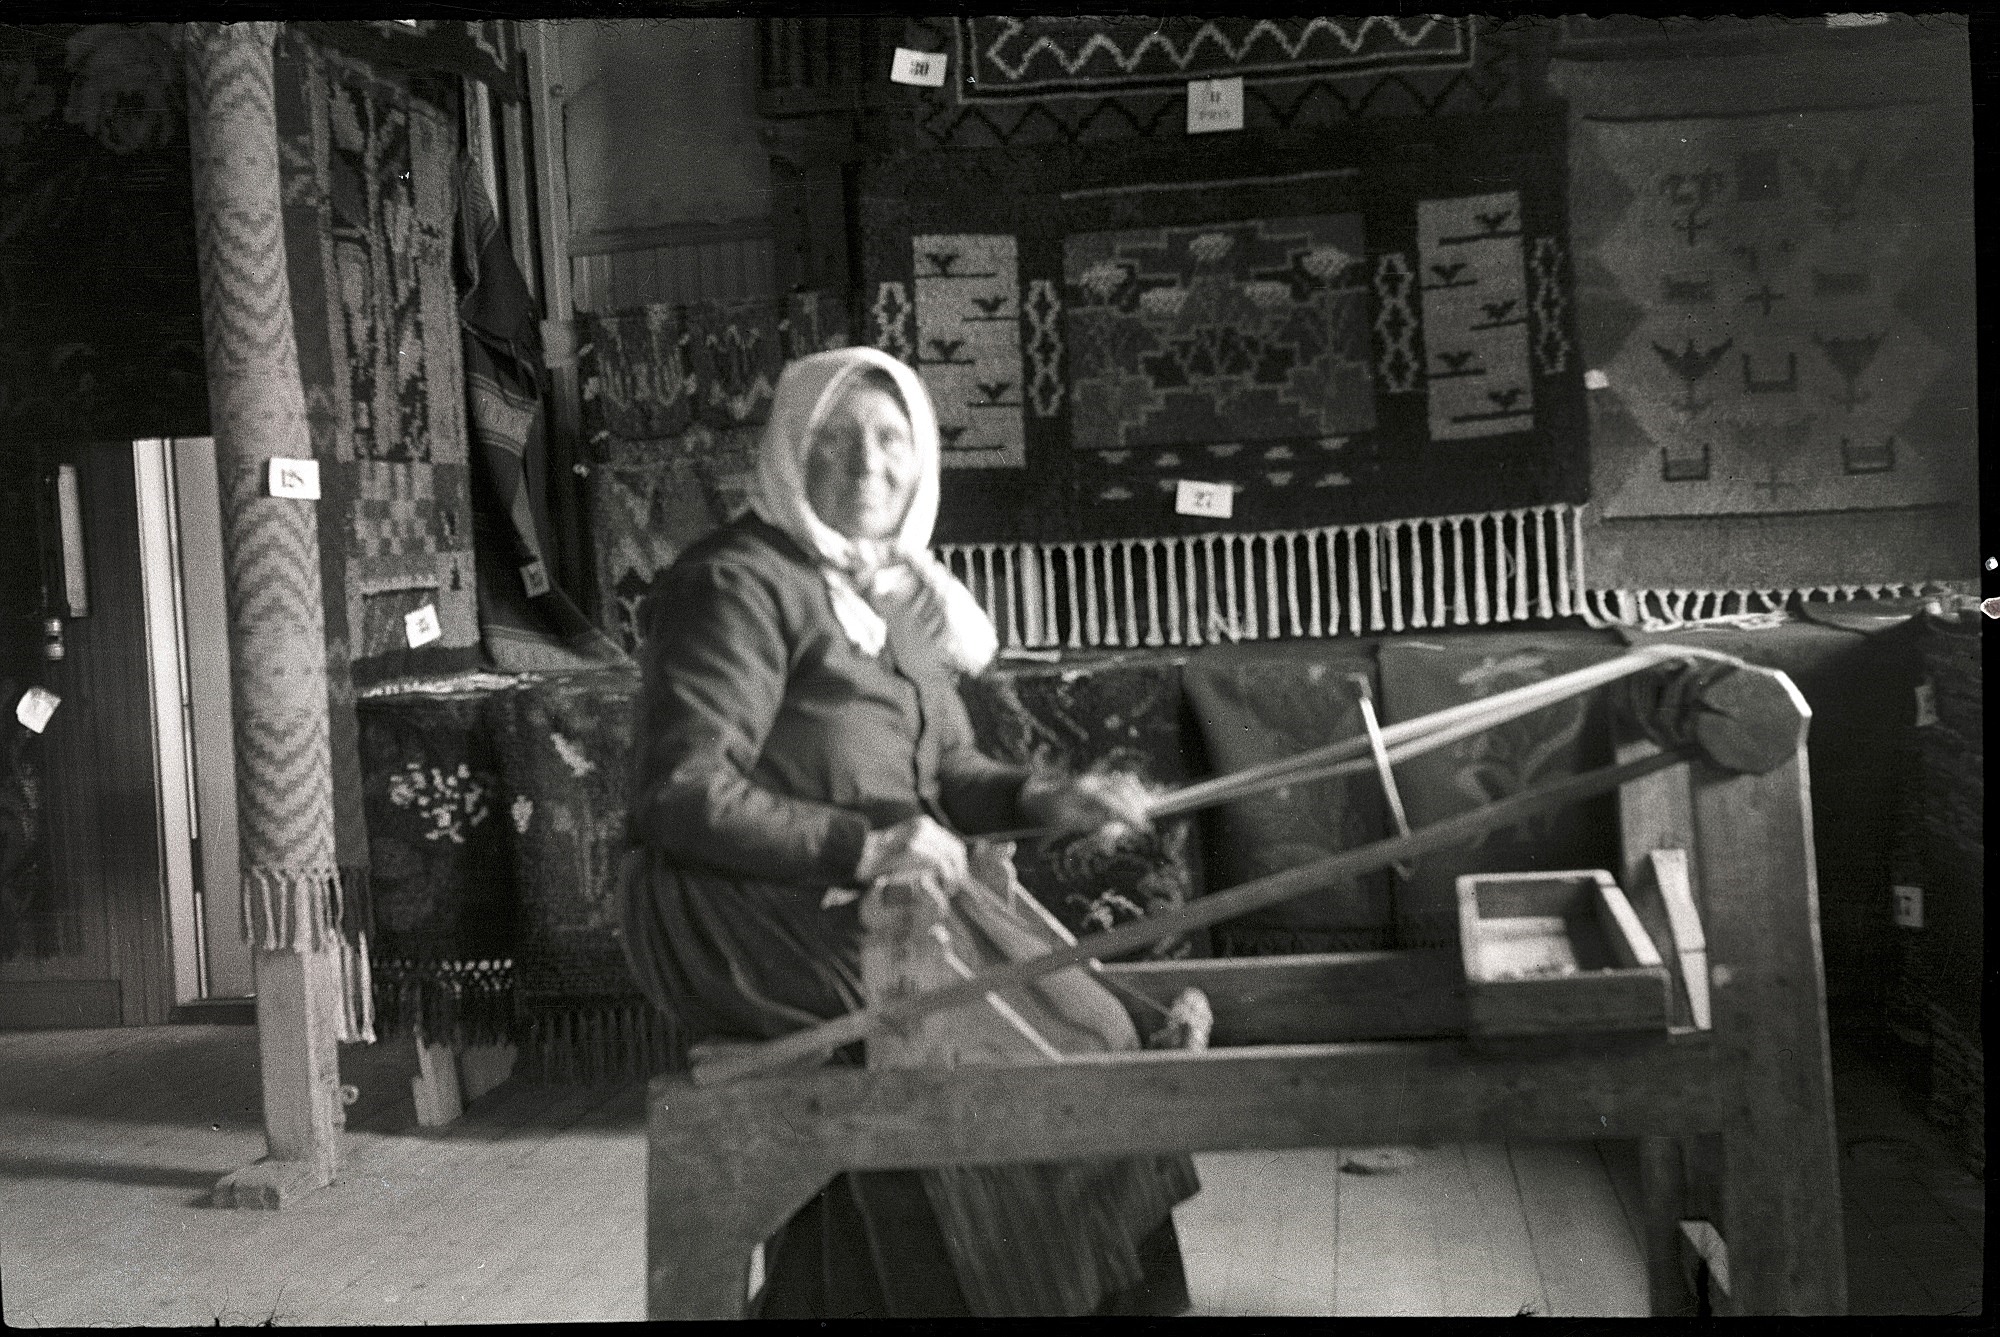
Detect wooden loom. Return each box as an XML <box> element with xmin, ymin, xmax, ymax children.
<box><xmin>644</xmin><ymin>647</ymin><xmax>1847</xmax><ymax>1317</ymax></box>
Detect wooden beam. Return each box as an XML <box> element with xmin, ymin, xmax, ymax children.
<box><xmin>1687</xmin><ymin>749</ymin><xmax>1847</xmax><ymax>1315</ymax></box>
<box><xmin>1100</xmin><ymin>951</ymin><xmax>1466</xmax><ymax>1045</ymax></box>
<box><xmin>648</xmin><ymin>1036</ymin><xmax>1723</xmax><ymax>1319</ymax></box>
<box><xmin>692</xmin><ymin>747</ymin><xmax>1690</xmax><ymax>1085</ymax></box>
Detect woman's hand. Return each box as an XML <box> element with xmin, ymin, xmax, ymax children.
<box><xmin>855</xmin><ymin>814</ymin><xmax>968</xmax><ymax>896</ymax></box>
<box><xmin>1019</xmin><ymin>769</ymin><xmax>1153</xmax><ymax>836</ymax></box>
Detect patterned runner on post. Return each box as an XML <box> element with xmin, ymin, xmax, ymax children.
<box><xmin>185</xmin><ymin>20</ymin><xmax>372</xmax><ymax>1040</ymax></box>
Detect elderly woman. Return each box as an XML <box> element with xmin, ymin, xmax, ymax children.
<box><xmin>619</xmin><ymin>346</ymin><xmax>1200</xmax><ymax>1318</ymax></box>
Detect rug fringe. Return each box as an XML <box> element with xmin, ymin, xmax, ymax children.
<box><xmin>941</xmin><ymin>504</ymin><xmax>1599</xmax><ymax>650</ymax></box>
<box><xmin>515</xmin><ymin>995</ymin><xmax>686</xmax><ymax>1085</ymax></box>
<box><xmin>1577</xmin><ymin>581</ymin><xmax>1961</xmax><ymax>632</ymax></box>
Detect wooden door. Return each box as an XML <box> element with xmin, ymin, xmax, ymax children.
<box><xmin>0</xmin><ymin>440</ymin><xmax>171</xmax><ymax>1028</ymax></box>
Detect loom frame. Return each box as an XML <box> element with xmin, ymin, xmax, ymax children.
<box><xmin>643</xmin><ymin>666</ymin><xmax>1846</xmax><ymax>1317</ymax></box>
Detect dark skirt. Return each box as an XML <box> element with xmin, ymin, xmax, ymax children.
<box><xmin>621</xmin><ymin>848</ymin><xmax>1202</xmax><ymax>1317</ymax></box>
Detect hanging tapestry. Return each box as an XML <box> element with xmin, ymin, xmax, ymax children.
<box><xmin>890</xmin><ymin>16</ymin><xmax>1540</xmax><ymax>151</ymax></box>
<box><xmin>357</xmin><ymin>679</ymin><xmax>520</xmax><ymax>1046</ymax></box>
<box><xmin>454</xmin><ymin>152</ymin><xmax>627</xmax><ymax>674</ymax></box>
<box><xmin>1571</xmin><ymin>101</ymin><xmax>1975</xmax><ymax>519</ymax></box>
<box><xmin>293</xmin><ymin>20</ymin><xmax>520</xmax><ymax>99</ymax></box>
<box><xmin>859</xmin><ymin>105</ymin><xmax>1581</xmax><ymax>541</ymax></box>
<box><xmin>276</xmin><ymin>32</ymin><xmax>483</xmax><ymax>691</ymax></box>
<box><xmin>858</xmin><ymin>104</ymin><xmax>1588</xmax><ymax>646</ymax></box>
<box><xmin>579</xmin><ymin>291</ymin><xmax>849</xmax><ymax>448</ymax></box>
<box><xmin>578</xmin><ymin>292</ymin><xmax>850</xmax><ymax>651</ymax></box>
<box><xmin>492</xmin><ymin>669</ymin><xmax>683</xmax><ymax>1082</ymax></box>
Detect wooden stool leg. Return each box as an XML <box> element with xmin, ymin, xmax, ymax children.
<box><xmin>1638</xmin><ymin>1136</ymin><xmax>1696</xmax><ymax>1316</ymax></box>
<box><xmin>646</xmin><ymin>1081</ymin><xmax>833</xmax><ymax>1319</ymax></box>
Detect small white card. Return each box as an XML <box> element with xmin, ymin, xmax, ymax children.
<box><xmin>405</xmin><ymin>603</ymin><xmax>442</xmax><ymax>649</ymax></box>
<box><xmin>1914</xmin><ymin>680</ymin><xmax>1939</xmax><ymax>728</ymax></box>
<box><xmin>268</xmin><ymin>458</ymin><xmax>321</xmax><ymax>500</ymax></box>
<box><xmin>1174</xmin><ymin>479</ymin><xmax>1235</xmax><ymax>519</ymax></box>
<box><xmin>1187</xmin><ymin>77</ymin><xmax>1244</xmax><ymax>134</ymax></box>
<box><xmin>1584</xmin><ymin>369</ymin><xmax>1611</xmax><ymax>390</ymax></box>
<box><xmin>891</xmin><ymin>47</ymin><xmax>948</xmax><ymax>87</ymax></box>
<box><xmin>520</xmin><ymin>560</ymin><xmax>551</xmax><ymax>599</ymax></box>
<box><xmin>15</xmin><ymin>686</ymin><xmax>58</xmax><ymax>733</ymax></box>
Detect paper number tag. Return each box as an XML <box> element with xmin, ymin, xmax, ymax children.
<box><xmin>1175</xmin><ymin>479</ymin><xmax>1235</xmax><ymax>519</ymax></box>
<box><xmin>1584</xmin><ymin>369</ymin><xmax>1611</xmax><ymax>390</ymax></box>
<box><xmin>405</xmin><ymin>603</ymin><xmax>442</xmax><ymax>649</ymax></box>
<box><xmin>268</xmin><ymin>458</ymin><xmax>321</xmax><ymax>500</ymax></box>
<box><xmin>1187</xmin><ymin>77</ymin><xmax>1244</xmax><ymax>134</ymax></box>
<box><xmin>891</xmin><ymin>48</ymin><xmax>947</xmax><ymax>87</ymax></box>
<box><xmin>520</xmin><ymin>561</ymin><xmax>551</xmax><ymax>599</ymax></box>
<box><xmin>15</xmin><ymin>686</ymin><xmax>58</xmax><ymax>733</ymax></box>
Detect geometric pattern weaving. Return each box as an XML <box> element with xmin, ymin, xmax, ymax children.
<box><xmin>1576</xmin><ymin>102</ymin><xmax>1974</xmax><ymax>518</ymax></box>
<box><xmin>896</xmin><ymin>16</ymin><xmax>1535</xmax><ymax>151</ymax></box>
<box><xmin>1065</xmin><ymin>213</ymin><xmax>1376</xmax><ymax>453</ymax></box>
<box><xmin>276</xmin><ymin>31</ymin><xmax>481</xmax><ymax>688</ymax></box>
<box><xmin>1415</xmin><ymin>191</ymin><xmax>1533</xmax><ymax>441</ymax></box>
<box><xmin>859</xmin><ymin>104</ymin><xmax>1584</xmax><ymax>544</ymax></box>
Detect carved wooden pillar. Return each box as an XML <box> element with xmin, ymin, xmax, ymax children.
<box><xmin>184</xmin><ymin>19</ymin><xmax>344</xmax><ymax>1208</ymax></box>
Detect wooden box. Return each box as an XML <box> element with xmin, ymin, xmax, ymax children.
<box><xmin>1456</xmin><ymin>870</ymin><xmax>1671</xmax><ymax>1037</ymax></box>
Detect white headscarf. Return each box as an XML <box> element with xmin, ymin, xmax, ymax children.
<box><xmin>749</xmin><ymin>347</ymin><xmax>998</xmax><ymax>675</ymax></box>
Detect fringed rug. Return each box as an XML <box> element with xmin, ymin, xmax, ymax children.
<box><xmin>858</xmin><ymin>103</ymin><xmax>1589</xmax><ymax>641</ymax></box>
<box><xmin>356</xmin><ymin>679</ymin><xmax>520</xmax><ymax>1046</ymax></box>
<box><xmin>489</xmin><ymin>668</ymin><xmax>655</xmax><ymax>1084</ymax></box>
<box><xmin>887</xmin><ymin>16</ymin><xmax>1541</xmax><ymax>151</ymax></box>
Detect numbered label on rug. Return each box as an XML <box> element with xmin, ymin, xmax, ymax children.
<box><xmin>520</xmin><ymin>560</ymin><xmax>551</xmax><ymax>598</ymax></box>
<box><xmin>1175</xmin><ymin>479</ymin><xmax>1235</xmax><ymax>519</ymax></box>
<box><xmin>267</xmin><ymin>457</ymin><xmax>321</xmax><ymax>500</ymax></box>
<box><xmin>405</xmin><ymin>603</ymin><xmax>442</xmax><ymax>649</ymax></box>
<box><xmin>1187</xmin><ymin>77</ymin><xmax>1244</xmax><ymax>134</ymax></box>
<box><xmin>14</xmin><ymin>686</ymin><xmax>59</xmax><ymax>733</ymax></box>
<box><xmin>891</xmin><ymin>47</ymin><xmax>948</xmax><ymax>87</ymax></box>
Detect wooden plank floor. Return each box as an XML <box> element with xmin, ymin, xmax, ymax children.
<box><xmin>0</xmin><ymin>1026</ymin><xmax>1981</xmax><ymax>1324</ymax></box>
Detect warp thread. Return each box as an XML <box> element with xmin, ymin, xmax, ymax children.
<box><xmin>937</xmin><ymin>503</ymin><xmax>1590</xmax><ymax>651</ymax></box>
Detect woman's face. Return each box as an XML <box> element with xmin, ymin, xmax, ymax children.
<box><xmin>803</xmin><ymin>381</ymin><xmax>919</xmax><ymax>541</ymax></box>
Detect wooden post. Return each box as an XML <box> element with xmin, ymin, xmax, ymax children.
<box><xmin>1617</xmin><ymin>666</ymin><xmax>1845</xmax><ymax>1315</ymax></box>
<box><xmin>184</xmin><ymin>19</ymin><xmax>344</xmax><ymax>1210</ymax></box>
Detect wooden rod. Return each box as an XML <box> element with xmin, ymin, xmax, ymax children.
<box><xmin>980</xmin><ymin>644</ymin><xmax>1733</xmax><ymax>845</ymax></box>
<box><xmin>690</xmin><ymin>746</ymin><xmax>1692</xmax><ymax>1086</ymax></box>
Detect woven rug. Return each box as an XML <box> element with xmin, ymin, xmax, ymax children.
<box><xmin>488</xmin><ymin>668</ymin><xmax>666</xmax><ymax>1083</ymax></box>
<box><xmin>276</xmin><ymin>31</ymin><xmax>482</xmax><ymax>693</ymax></box>
<box><xmin>857</xmin><ymin>104</ymin><xmax>1588</xmax><ymax>648</ymax></box>
<box><xmin>577</xmin><ymin>292</ymin><xmax>848</xmax><ymax>651</ymax></box>
<box><xmin>889</xmin><ymin>16</ymin><xmax>1539</xmax><ymax>151</ymax></box>
<box><xmin>357</xmin><ymin>680</ymin><xmax>520</xmax><ymax>1046</ymax></box>
<box><xmin>1180</xmin><ymin>642</ymin><xmax>1393</xmax><ymax>955</ymax></box>
<box><xmin>1570</xmin><ymin>101</ymin><xmax>1974</xmax><ymax>520</ymax></box>
<box><xmin>958</xmin><ymin>655</ymin><xmax>1206</xmax><ymax>959</ymax></box>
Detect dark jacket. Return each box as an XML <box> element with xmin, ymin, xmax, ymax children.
<box><xmin>629</xmin><ymin>512</ymin><xmax>1030</xmax><ymax>884</ymax></box>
